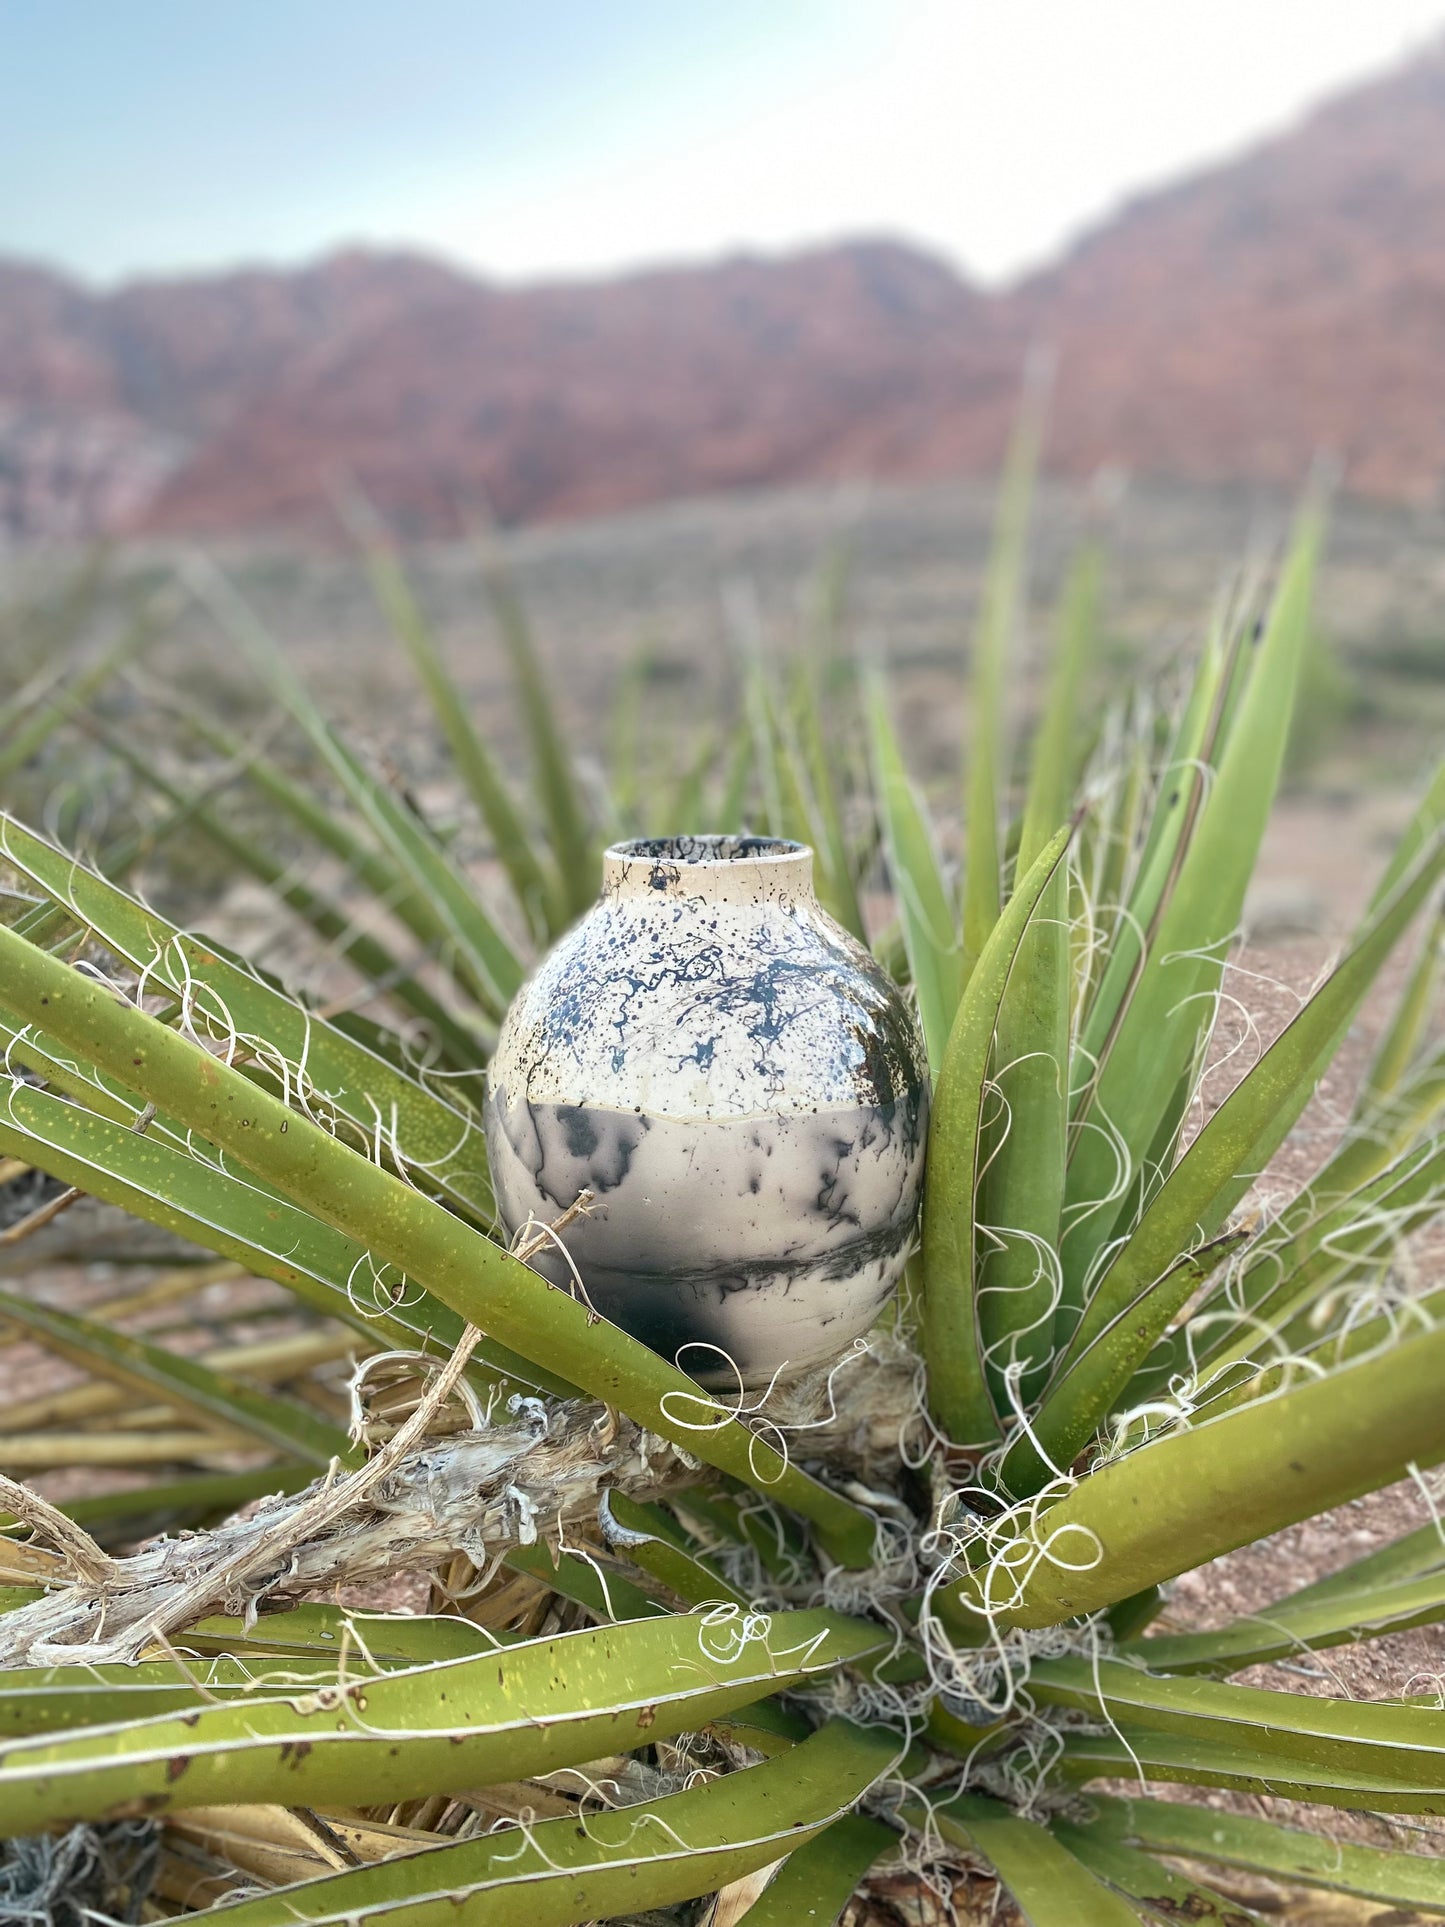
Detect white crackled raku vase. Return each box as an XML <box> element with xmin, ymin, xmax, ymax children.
<box><xmin>483</xmin><ymin>835</ymin><xmax>930</xmax><ymax>1388</ymax></box>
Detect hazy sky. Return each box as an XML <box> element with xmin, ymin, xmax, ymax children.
<box><xmin>5</xmin><ymin>0</ymin><xmax>1442</xmax><ymax>287</ymax></box>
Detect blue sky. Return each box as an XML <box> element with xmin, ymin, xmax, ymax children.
<box><xmin>4</xmin><ymin>1</ymin><xmax>1442</xmax><ymax>287</ymax></box>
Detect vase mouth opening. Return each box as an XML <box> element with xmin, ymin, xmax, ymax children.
<box><xmin>606</xmin><ymin>835</ymin><xmax>809</xmax><ymax>868</ymax></box>
<box><xmin>602</xmin><ymin>834</ymin><xmax>815</xmax><ymax>904</ymax></box>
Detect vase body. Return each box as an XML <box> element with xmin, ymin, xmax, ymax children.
<box><xmin>483</xmin><ymin>836</ymin><xmax>930</xmax><ymax>1388</ymax></box>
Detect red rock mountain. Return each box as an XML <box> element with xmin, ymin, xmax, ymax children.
<box><xmin>4</xmin><ymin>48</ymin><xmax>1444</xmax><ymax>539</ymax></box>
<box><xmin>1012</xmin><ymin>45</ymin><xmax>1445</xmax><ymax>497</ymax></box>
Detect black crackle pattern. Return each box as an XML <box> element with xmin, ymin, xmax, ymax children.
<box><xmin>484</xmin><ymin>836</ymin><xmax>930</xmax><ymax>1387</ymax></box>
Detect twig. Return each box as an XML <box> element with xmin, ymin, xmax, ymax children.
<box><xmin>0</xmin><ymin>1101</ymin><xmax>160</xmax><ymax>1246</ymax></box>
<box><xmin>513</xmin><ymin>1188</ymin><xmax>596</xmax><ymax>1265</ymax></box>
<box><xmin>0</xmin><ymin>1473</ymin><xmax>114</xmax><ymax>1589</ymax></box>
<box><xmin>0</xmin><ymin>1184</ymin><xmax>82</xmax><ymax>1247</ymax></box>
<box><xmin>240</xmin><ymin>1320</ymin><xmax>489</xmax><ymax>1582</ymax></box>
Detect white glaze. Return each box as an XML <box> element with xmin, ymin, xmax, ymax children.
<box><xmin>484</xmin><ymin>836</ymin><xmax>929</xmax><ymax>1386</ymax></box>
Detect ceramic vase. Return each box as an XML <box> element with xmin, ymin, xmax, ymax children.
<box><xmin>483</xmin><ymin>835</ymin><xmax>930</xmax><ymax>1387</ymax></box>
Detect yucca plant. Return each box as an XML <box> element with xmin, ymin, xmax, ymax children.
<box><xmin>0</xmin><ymin>472</ymin><xmax>1443</xmax><ymax>1926</ymax></box>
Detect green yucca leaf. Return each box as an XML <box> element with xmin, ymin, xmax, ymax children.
<box><xmin>0</xmin><ymin>810</ymin><xmax>497</xmax><ymax>1220</ymax></box>
<box><xmin>1361</xmin><ymin>904</ymin><xmax>1443</xmax><ymax>1105</ymax></box>
<box><xmin>164</xmin><ymin>1719</ymin><xmax>899</xmax><ymax>1927</ymax></box>
<box><xmin>1120</xmin><ymin>1565</ymin><xmax>1445</xmax><ymax>1675</ymax></box>
<box><xmin>870</xmin><ymin>915</ymin><xmax>908</xmax><ymax>989</ymax></box>
<box><xmin>0</xmin><ymin>1040</ymin><xmax>485</xmax><ymax>1364</ymax></box>
<box><xmin>768</xmin><ymin>685</ymin><xmax>862</xmax><ymax>936</ymax></box>
<box><xmin>1079</xmin><ymin>1794</ymin><xmax>1445</xmax><ymax>1911</ymax></box>
<box><xmin>0</xmin><ymin>587</ymin><xmax>174</xmax><ymax>784</ymax></box>
<box><xmin>922</xmin><ymin>820</ymin><xmax>1075</xmax><ymax>1445</ymax></box>
<box><xmin>1064</xmin><ymin>645</ymin><xmax>1267</xmax><ymax>1277</ymax></box>
<box><xmin>717</xmin><ymin>712</ymin><xmax>754</xmax><ymax>832</ymax></box>
<box><xmin>665</xmin><ymin>726</ymin><xmax>718</xmax><ymax>835</ymax></box>
<box><xmin>366</xmin><ymin>544</ymin><xmax>565</xmax><ymax>941</ymax></box>
<box><xmin>1116</xmin><ymin>1047</ymin><xmax>1445</xmax><ymax>1411</ymax></box>
<box><xmin>174</xmin><ymin>705</ymin><xmax>468</xmax><ymax>977</ymax></box>
<box><xmin>1072</xmin><ymin>702</ymin><xmax>1150</xmax><ymax>1020</ymax></box>
<box><xmin>1116</xmin><ymin>1514</ymin><xmax>1445</xmax><ymax>1675</ymax></box>
<box><xmin>1063</xmin><ymin>517</ymin><xmax>1318</xmax><ymax>1324</ymax></box>
<box><xmin>944</xmin><ymin>1317</ymin><xmax>1445</xmax><ymax>1632</ymax></box>
<box><xmin>0</xmin><ymin>925</ymin><xmax>876</xmax><ymax>1557</ymax></box>
<box><xmin>100</xmin><ymin>732</ymin><xmax>483</xmax><ymax>1069</ymax></box>
<box><xmin>1032</xmin><ymin>1222</ymin><xmax>1246</xmax><ymax>1453</ymax></box>
<box><xmin>792</xmin><ymin>655</ymin><xmax>866</xmax><ymax>940</ymax></box>
<box><xmin>4</xmin><ymin>547</ymin><xmax>111</xmax><ymax>663</ymax></box>
<box><xmin>1055</xmin><ymin>1729</ymin><xmax>1445</xmax><ymax>1814</ymax></box>
<box><xmin>682</xmin><ymin>1486</ymin><xmax>812</xmax><ymax>1584</ymax></box>
<box><xmin>1189</xmin><ymin>1281</ymin><xmax>1445</xmax><ymax>1434</ymax></box>
<box><xmin>918</xmin><ymin>1791</ymin><xmax>1143</xmax><ymax>1927</ymax></box>
<box><xmin>1005</xmin><ymin>816</ymin><xmax>1445</xmax><ymax>1491</ymax></box>
<box><xmin>1018</xmin><ymin>546</ymin><xmax>1101</xmax><ymax>876</ymax></box>
<box><xmin>1198</xmin><ymin>575</ymin><xmax>1264</xmax><ymax>762</ymax></box>
<box><xmin>1194</xmin><ymin>1133</ymin><xmax>1445</xmax><ymax>1384</ymax></box>
<box><xmin>768</xmin><ymin>694</ymin><xmax>818</xmax><ymax>848</ymax></box>
<box><xmin>740</xmin><ymin>1813</ymin><xmax>898</xmax><ymax>1925</ymax></box>
<box><xmin>0</xmin><ymin>1613</ymin><xmax>886</xmax><ymax>1835</ymax></box>
<box><xmin>0</xmin><ymin>1286</ymin><xmax>356</xmax><ymax>1469</ymax></box>
<box><xmin>288</xmin><ymin>709</ymin><xmax>524</xmax><ymax>1017</ymax></box>
<box><xmin>0</xmin><ymin>1061</ymin><xmax>468</xmax><ymax>1364</ymax></box>
<box><xmin>182</xmin><ymin>1602</ymin><xmax>517</xmax><ymax>1664</ymax></box>
<box><xmin>1368</xmin><ymin>758</ymin><xmax>1445</xmax><ymax>912</ymax></box>
<box><xmin>482</xmin><ymin>564</ymin><xmax>600</xmax><ymax>920</ymax></box>
<box><xmin>1032</xmin><ymin>1655</ymin><xmax>1445</xmax><ymax>1785</ymax></box>
<box><xmin>0</xmin><ymin>1655</ymin><xmax>409</xmax><ymax>1739</ymax></box>
<box><xmin>602</xmin><ymin>1490</ymin><xmax>746</xmax><ymax>1608</ymax></box>
<box><xmin>740</xmin><ymin>640</ymin><xmax>785</xmax><ymax>837</ymax></box>
<box><xmin>974</xmin><ymin>854</ymin><xmax>1070</xmax><ymax>1413</ymax></box>
<box><xmin>502</xmin><ymin>1540</ymin><xmax>667</xmax><ymax>1624</ymax></box>
<box><xmin>1232</xmin><ymin>1032</ymin><xmax>1445</xmax><ymax>1275</ymax></box>
<box><xmin>1101</xmin><ymin>1582</ymin><xmax>1165</xmax><ymax>1644</ymax></box>
<box><xmin>865</xmin><ymin>675</ymin><xmax>963</xmax><ymax>1075</ymax></box>
<box><xmin>961</xmin><ymin>384</ymin><xmax>1042</xmax><ymax>973</ymax></box>
<box><xmin>0</xmin><ymin>1082</ymin><xmax>556</xmax><ymax>1400</ymax></box>
<box><xmin>0</xmin><ymin>1003</ymin><xmax>232</xmax><ymax>1158</ymax></box>
<box><xmin>187</xmin><ymin>563</ymin><xmax>522</xmax><ymax>1015</ymax></box>
<box><xmin>1323</xmin><ymin>1038</ymin><xmax>1445</xmax><ymax>1203</ymax></box>
<box><xmin>1050</xmin><ymin>1819</ymin><xmax>1264</xmax><ymax>1923</ymax></box>
<box><xmin>673</xmin><ymin>1487</ymin><xmax>761</xmax><ymax>1551</ymax></box>
<box><xmin>604</xmin><ymin>638</ymin><xmax>652</xmax><ymax>829</ymax></box>
<box><xmin>1117</xmin><ymin>613</ymin><xmax>1232</xmax><ymax>911</ymax></box>
<box><xmin>1268</xmin><ymin>1516</ymin><xmax>1445</xmax><ymax>1608</ymax></box>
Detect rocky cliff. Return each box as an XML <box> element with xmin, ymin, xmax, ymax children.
<box><xmin>4</xmin><ymin>48</ymin><xmax>1443</xmax><ymax>539</ymax></box>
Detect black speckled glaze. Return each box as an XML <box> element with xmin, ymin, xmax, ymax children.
<box><xmin>484</xmin><ymin>836</ymin><xmax>930</xmax><ymax>1386</ymax></box>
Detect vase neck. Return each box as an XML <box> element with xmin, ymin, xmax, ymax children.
<box><xmin>601</xmin><ymin>836</ymin><xmax>816</xmax><ymax>910</ymax></box>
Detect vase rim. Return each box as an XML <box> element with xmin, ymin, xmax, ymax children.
<box><xmin>602</xmin><ymin>834</ymin><xmax>815</xmax><ymax>904</ymax></box>
<box><xmin>605</xmin><ymin>834</ymin><xmax>809</xmax><ymax>866</ymax></box>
